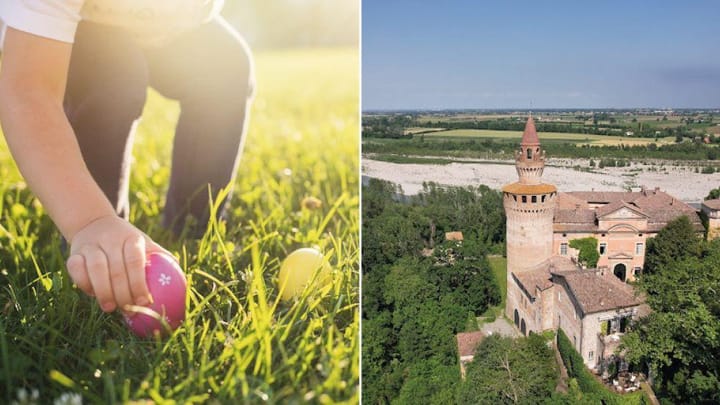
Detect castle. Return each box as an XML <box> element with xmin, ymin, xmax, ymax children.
<box><xmin>503</xmin><ymin>116</ymin><xmax>703</xmax><ymax>369</ymax></box>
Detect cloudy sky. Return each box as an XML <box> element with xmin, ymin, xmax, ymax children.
<box><xmin>362</xmin><ymin>0</ymin><xmax>720</xmax><ymax>110</ymax></box>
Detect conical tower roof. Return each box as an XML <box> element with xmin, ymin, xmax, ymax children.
<box><xmin>521</xmin><ymin>116</ymin><xmax>540</xmax><ymax>145</ymax></box>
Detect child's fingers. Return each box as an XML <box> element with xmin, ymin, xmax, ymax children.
<box><xmin>123</xmin><ymin>235</ymin><xmax>152</xmax><ymax>307</ymax></box>
<box><xmin>66</xmin><ymin>254</ymin><xmax>94</xmax><ymax>296</ymax></box>
<box><xmin>106</xmin><ymin>247</ymin><xmax>134</xmax><ymax>312</ymax></box>
<box><xmin>83</xmin><ymin>248</ymin><xmax>116</xmax><ymax>313</ymax></box>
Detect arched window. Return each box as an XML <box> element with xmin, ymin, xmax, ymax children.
<box><xmin>614</xmin><ymin>263</ymin><xmax>627</xmax><ymax>282</ymax></box>
<box><xmin>526</xmin><ymin>148</ymin><xmax>532</xmax><ymax>159</ymax></box>
<box><xmin>514</xmin><ymin>309</ymin><xmax>519</xmax><ymax>326</ymax></box>
<box><xmin>520</xmin><ymin>319</ymin><xmax>527</xmax><ymax>335</ymax></box>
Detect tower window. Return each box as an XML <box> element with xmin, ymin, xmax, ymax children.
<box><xmin>599</xmin><ymin>243</ymin><xmax>607</xmax><ymax>255</ymax></box>
<box><xmin>541</xmin><ymin>195</ymin><xmax>546</xmax><ymax>203</ymax></box>
<box><xmin>526</xmin><ymin>148</ymin><xmax>532</xmax><ymax>159</ymax></box>
<box><xmin>635</xmin><ymin>242</ymin><xmax>643</xmax><ymax>255</ymax></box>
<box><xmin>531</xmin><ymin>196</ymin><xmax>537</xmax><ymax>203</ymax></box>
<box><xmin>522</xmin><ymin>196</ymin><xmax>527</xmax><ymax>203</ymax></box>
<box><xmin>560</xmin><ymin>243</ymin><xmax>568</xmax><ymax>255</ymax></box>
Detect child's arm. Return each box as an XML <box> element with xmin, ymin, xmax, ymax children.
<box><xmin>0</xmin><ymin>27</ymin><xmax>162</xmax><ymax>312</ymax></box>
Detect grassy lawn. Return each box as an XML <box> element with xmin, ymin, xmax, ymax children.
<box><xmin>0</xmin><ymin>48</ymin><xmax>359</xmax><ymax>403</ymax></box>
<box><xmin>480</xmin><ymin>256</ymin><xmax>507</xmax><ymax>320</ymax></box>
<box><xmin>422</xmin><ymin>129</ymin><xmax>676</xmax><ymax>146</ymax></box>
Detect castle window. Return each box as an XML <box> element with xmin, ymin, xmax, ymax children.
<box><xmin>541</xmin><ymin>195</ymin><xmax>546</xmax><ymax>203</ymax></box>
<box><xmin>531</xmin><ymin>196</ymin><xmax>537</xmax><ymax>203</ymax></box>
<box><xmin>635</xmin><ymin>242</ymin><xmax>643</xmax><ymax>255</ymax></box>
<box><xmin>588</xmin><ymin>351</ymin><xmax>594</xmax><ymax>361</ymax></box>
<box><xmin>522</xmin><ymin>196</ymin><xmax>527</xmax><ymax>203</ymax></box>
<box><xmin>634</xmin><ymin>266</ymin><xmax>642</xmax><ymax>276</ymax></box>
<box><xmin>526</xmin><ymin>148</ymin><xmax>532</xmax><ymax>159</ymax></box>
<box><xmin>513</xmin><ymin>195</ymin><xmax>517</xmax><ymax>202</ymax></box>
<box><xmin>599</xmin><ymin>243</ymin><xmax>607</xmax><ymax>255</ymax></box>
<box><xmin>560</xmin><ymin>243</ymin><xmax>568</xmax><ymax>255</ymax></box>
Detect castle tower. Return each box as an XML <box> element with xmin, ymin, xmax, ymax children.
<box><xmin>503</xmin><ymin>116</ymin><xmax>557</xmax><ymax>273</ymax></box>
<box><xmin>503</xmin><ymin>116</ymin><xmax>557</xmax><ymax>326</ymax></box>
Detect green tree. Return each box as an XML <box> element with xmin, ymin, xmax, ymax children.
<box><xmin>361</xmin><ymin>180</ymin><xmax>506</xmax><ymax>404</ymax></box>
<box><xmin>643</xmin><ymin>215</ymin><xmax>700</xmax><ymax>275</ymax></box>
<box><xmin>458</xmin><ymin>334</ymin><xmax>558</xmax><ymax>404</ymax></box>
<box><xmin>622</xmin><ymin>233</ymin><xmax>720</xmax><ymax>403</ymax></box>
<box><xmin>393</xmin><ymin>359</ymin><xmax>459</xmax><ymax>404</ymax></box>
<box><xmin>568</xmin><ymin>237</ymin><xmax>600</xmax><ymax>268</ymax></box>
<box><xmin>706</xmin><ymin>187</ymin><xmax>720</xmax><ymax>200</ymax></box>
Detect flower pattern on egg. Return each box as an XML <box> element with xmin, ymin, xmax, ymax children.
<box><xmin>159</xmin><ymin>273</ymin><xmax>171</xmax><ymax>286</ymax></box>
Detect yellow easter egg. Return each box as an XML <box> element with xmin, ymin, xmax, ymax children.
<box><xmin>278</xmin><ymin>248</ymin><xmax>332</xmax><ymax>300</ymax></box>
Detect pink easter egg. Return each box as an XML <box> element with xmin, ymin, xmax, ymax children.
<box><xmin>123</xmin><ymin>252</ymin><xmax>186</xmax><ymax>338</ymax></box>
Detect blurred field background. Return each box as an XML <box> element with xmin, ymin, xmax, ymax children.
<box><xmin>0</xmin><ymin>1</ymin><xmax>359</xmax><ymax>403</ymax></box>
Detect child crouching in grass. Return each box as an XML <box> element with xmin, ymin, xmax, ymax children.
<box><xmin>0</xmin><ymin>1</ymin><xmax>254</xmax><ymax>315</ymax></box>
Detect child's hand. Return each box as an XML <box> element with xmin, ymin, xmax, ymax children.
<box><xmin>65</xmin><ymin>215</ymin><xmax>171</xmax><ymax>313</ymax></box>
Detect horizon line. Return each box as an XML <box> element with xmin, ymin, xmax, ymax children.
<box><xmin>363</xmin><ymin>107</ymin><xmax>720</xmax><ymax>112</ymax></box>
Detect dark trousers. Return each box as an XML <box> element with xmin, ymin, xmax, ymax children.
<box><xmin>64</xmin><ymin>17</ymin><xmax>254</xmax><ymax>236</ymax></box>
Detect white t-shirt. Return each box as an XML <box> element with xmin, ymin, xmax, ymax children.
<box><xmin>0</xmin><ymin>0</ymin><xmax>224</xmax><ymax>47</ymax></box>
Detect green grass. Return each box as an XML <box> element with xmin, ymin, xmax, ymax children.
<box><xmin>487</xmin><ymin>256</ymin><xmax>507</xmax><ymax>307</ymax></box>
<box><xmin>0</xmin><ymin>48</ymin><xmax>358</xmax><ymax>403</ymax></box>
<box><xmin>478</xmin><ymin>256</ymin><xmax>507</xmax><ymax>322</ymax></box>
<box><xmin>423</xmin><ymin>129</ymin><xmax>676</xmax><ymax>146</ymax></box>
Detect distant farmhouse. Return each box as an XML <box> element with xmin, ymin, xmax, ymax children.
<box><xmin>502</xmin><ymin>116</ymin><xmax>706</xmax><ymax>370</ymax></box>
<box><xmin>702</xmin><ymin>199</ymin><xmax>720</xmax><ymax>240</ymax></box>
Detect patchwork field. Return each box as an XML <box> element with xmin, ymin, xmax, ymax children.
<box><xmin>420</xmin><ymin>128</ymin><xmax>677</xmax><ymax>146</ymax></box>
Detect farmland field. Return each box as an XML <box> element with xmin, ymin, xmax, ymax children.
<box><xmin>421</xmin><ymin>128</ymin><xmax>677</xmax><ymax>146</ymax></box>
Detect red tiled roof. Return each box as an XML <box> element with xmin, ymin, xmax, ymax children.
<box><xmin>554</xmin><ymin>190</ymin><xmax>703</xmax><ymax>232</ymax></box>
<box><xmin>554</xmin><ymin>223</ymin><xmax>599</xmax><ymax>232</ymax></box>
<box><xmin>514</xmin><ymin>256</ymin><xmax>578</xmax><ymax>298</ymax></box>
<box><xmin>556</xmin><ymin>193</ymin><xmax>589</xmax><ymax>210</ymax></box>
<box><xmin>563</xmin><ymin>191</ymin><xmax>638</xmax><ymax>203</ymax></box>
<box><xmin>703</xmin><ymin>199</ymin><xmax>720</xmax><ymax>210</ymax></box>
<box><xmin>456</xmin><ymin>331</ymin><xmax>485</xmax><ymax>357</ymax></box>
<box><xmin>445</xmin><ymin>231</ymin><xmax>464</xmax><ymax>241</ymax></box>
<box><xmin>521</xmin><ymin>116</ymin><xmax>540</xmax><ymax>145</ymax></box>
<box><xmin>595</xmin><ymin>200</ymin><xmax>649</xmax><ymax>218</ymax></box>
<box><xmin>502</xmin><ymin>182</ymin><xmax>557</xmax><ymax>195</ymax></box>
<box><xmin>554</xmin><ymin>208</ymin><xmax>596</xmax><ymax>224</ymax></box>
<box><xmin>552</xmin><ymin>271</ymin><xmax>644</xmax><ymax>315</ymax></box>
